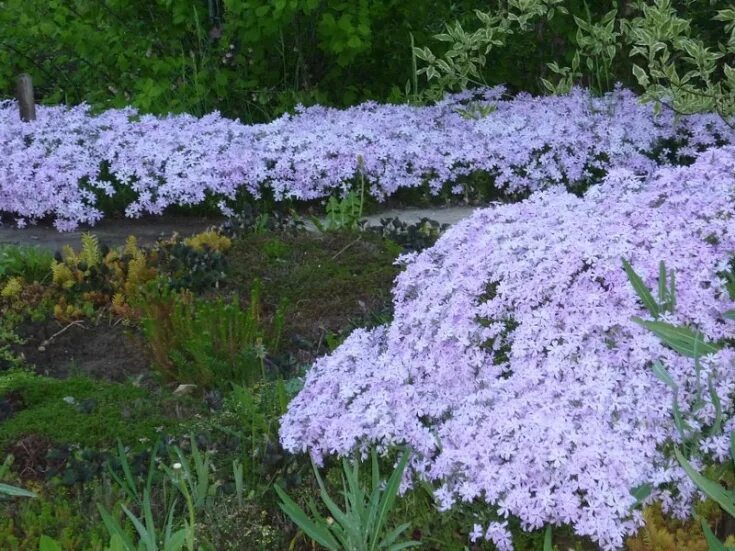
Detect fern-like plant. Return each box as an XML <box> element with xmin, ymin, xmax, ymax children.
<box><xmin>138</xmin><ymin>282</ymin><xmax>285</xmax><ymax>388</ymax></box>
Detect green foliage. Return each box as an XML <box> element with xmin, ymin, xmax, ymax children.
<box><xmin>0</xmin><ymin>456</ymin><xmax>36</xmax><ymax>498</ymax></box>
<box><xmin>366</xmin><ymin>218</ymin><xmax>448</xmax><ymax>253</ymax></box>
<box><xmin>627</xmin><ymin>257</ymin><xmax>735</xmax><ymax>551</ymax></box>
<box><xmin>0</xmin><ymin>371</ymin><xmax>183</xmax><ymax>450</ymax></box>
<box><xmin>624</xmin><ymin>259</ymin><xmax>729</xmax><ymax>446</ymax></box>
<box><xmin>0</xmin><ymin>325</ymin><xmax>25</xmax><ymax>372</ymax></box>
<box><xmin>155</xmin><ymin>234</ymin><xmax>230</xmax><ymax>293</ymax></box>
<box><xmin>676</xmin><ymin>440</ymin><xmax>735</xmax><ymax>551</ymax></box>
<box><xmin>313</xmin><ymin>191</ymin><xmax>365</xmax><ymax>233</ymax></box>
<box><xmin>313</xmin><ymin>159</ymin><xmax>367</xmax><ymax>233</ymax></box>
<box><xmin>220</xmin><ymin>204</ymin><xmax>305</xmax><ymax>238</ymax></box>
<box><xmin>625</xmin><ymin>503</ymin><xmax>713</xmax><ymax>551</ymax></box>
<box><xmin>622</xmin><ymin>259</ymin><xmax>676</xmax><ymax>319</ymax></box>
<box><xmin>0</xmin><ymin>246</ymin><xmax>53</xmax><ymax>284</ymax></box>
<box><xmin>414</xmin><ymin>0</ymin><xmax>570</xmax><ymax>97</ymax></box>
<box><xmin>1</xmin><ymin>0</ymin><xmax>486</xmax><ymax>119</ymax></box>
<box><xmin>275</xmin><ymin>449</ymin><xmax>419</xmax><ymax>551</ymax></box>
<box><xmin>138</xmin><ymin>284</ymin><xmax>284</xmax><ymax>388</ymax></box>
<box><xmin>414</xmin><ymin>0</ymin><xmax>735</xmax><ymax>111</ymax></box>
<box><xmin>96</xmin><ymin>440</ymin><xmax>216</xmax><ymax>551</ymax></box>
<box><xmin>225</xmin><ymin>380</ymin><xmax>295</xmax><ymax>491</ymax></box>
<box><xmin>0</xmin><ymin>486</ymin><xmax>109</xmax><ymax>550</ymax></box>
<box><xmin>627</xmin><ymin>0</ymin><xmax>735</xmax><ymax>118</ymax></box>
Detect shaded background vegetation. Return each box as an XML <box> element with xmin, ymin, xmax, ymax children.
<box><xmin>3</xmin><ymin>0</ymin><xmax>724</xmax><ymax>121</ymax></box>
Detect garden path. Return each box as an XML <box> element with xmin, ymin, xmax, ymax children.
<box><xmin>0</xmin><ymin>205</ymin><xmax>477</xmax><ymax>250</ymax></box>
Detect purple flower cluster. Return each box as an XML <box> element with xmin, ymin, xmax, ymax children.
<box><xmin>279</xmin><ymin>147</ymin><xmax>735</xmax><ymax>549</ymax></box>
<box><xmin>1</xmin><ymin>87</ymin><xmax>731</xmax><ymax>230</ymax></box>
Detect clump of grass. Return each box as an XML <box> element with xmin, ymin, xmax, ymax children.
<box><xmin>0</xmin><ymin>245</ymin><xmax>53</xmax><ymax>284</ymax></box>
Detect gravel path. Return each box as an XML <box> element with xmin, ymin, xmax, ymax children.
<box><xmin>0</xmin><ymin>205</ymin><xmax>478</xmax><ymax>251</ymax></box>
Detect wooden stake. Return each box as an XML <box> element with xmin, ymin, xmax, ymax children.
<box><xmin>16</xmin><ymin>73</ymin><xmax>36</xmax><ymax>122</ymax></box>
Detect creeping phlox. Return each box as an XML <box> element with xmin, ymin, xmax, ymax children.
<box><xmin>280</xmin><ymin>147</ymin><xmax>735</xmax><ymax>550</ymax></box>
<box><xmin>1</xmin><ymin>87</ymin><xmax>731</xmax><ymax>230</ymax></box>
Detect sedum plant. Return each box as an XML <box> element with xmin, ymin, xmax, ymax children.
<box><xmin>275</xmin><ymin>449</ymin><xmax>419</xmax><ymax>551</ymax></box>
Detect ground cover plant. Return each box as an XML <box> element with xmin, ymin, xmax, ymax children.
<box><xmin>2</xmin><ymin>86</ymin><xmax>733</xmax><ymax>230</ymax></box>
<box><xmin>7</xmin><ymin>1</ymin><xmax>735</xmax><ymax>549</ymax></box>
<box><xmin>0</xmin><ymin>221</ymin><xmax>450</xmax><ymax>550</ymax></box>
<box><xmin>281</xmin><ymin>146</ymin><xmax>735</xmax><ymax>550</ymax></box>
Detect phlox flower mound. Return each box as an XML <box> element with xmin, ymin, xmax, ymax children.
<box><xmin>1</xmin><ymin>87</ymin><xmax>732</xmax><ymax>230</ymax></box>
<box><xmin>280</xmin><ymin>147</ymin><xmax>735</xmax><ymax>549</ymax></box>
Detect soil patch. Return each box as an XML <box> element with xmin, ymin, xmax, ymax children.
<box><xmin>12</xmin><ymin>320</ymin><xmax>150</xmax><ymax>382</ymax></box>
<box><xmin>227</xmin><ymin>231</ymin><xmax>401</xmax><ymax>356</ymax></box>
<box><xmin>0</xmin><ymin>390</ymin><xmax>25</xmax><ymax>422</ymax></box>
<box><xmin>6</xmin><ymin>433</ymin><xmax>60</xmax><ymax>481</ymax></box>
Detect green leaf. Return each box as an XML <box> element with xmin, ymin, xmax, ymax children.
<box><xmin>543</xmin><ymin>525</ymin><xmax>553</xmax><ymax>551</ymax></box>
<box><xmin>274</xmin><ymin>484</ymin><xmax>340</xmax><ymax>551</ymax></box>
<box><xmin>651</xmin><ymin>360</ymin><xmax>678</xmax><ymax>390</ymax></box>
<box><xmin>97</xmin><ymin>504</ymin><xmax>137</xmax><ymax>551</ymax></box>
<box><xmin>630</xmin><ymin>483</ymin><xmax>652</xmax><ymax>508</ymax></box>
<box><xmin>708</xmin><ymin>375</ymin><xmax>723</xmax><ymax>437</ymax></box>
<box><xmin>387</xmin><ymin>542</ymin><xmax>422</xmax><ymax>551</ymax></box>
<box><xmin>633</xmin><ymin>318</ymin><xmax>722</xmax><ymax>358</ymax></box>
<box><xmin>633</xmin><ymin>64</ymin><xmax>650</xmax><ymax>86</ymax></box>
<box><xmin>380</xmin><ymin>522</ymin><xmax>412</xmax><ymax>549</ymax></box>
<box><xmin>700</xmin><ymin>517</ymin><xmax>729</xmax><ymax>551</ymax></box>
<box><xmin>676</xmin><ymin>447</ymin><xmax>735</xmax><ymax>518</ymax></box>
<box><xmin>121</xmin><ymin>503</ymin><xmax>154</xmax><ymax>550</ymax></box>
<box><xmin>106</xmin><ymin>534</ymin><xmax>127</xmax><ymax>551</ymax></box>
<box><xmin>39</xmin><ymin>535</ymin><xmax>63</xmax><ymax>551</ymax></box>
<box><xmin>164</xmin><ymin>528</ymin><xmax>188</xmax><ymax>551</ymax></box>
<box><xmin>622</xmin><ymin>259</ymin><xmax>659</xmax><ymax>317</ymax></box>
<box><xmin>0</xmin><ymin>482</ymin><xmax>36</xmax><ymax>498</ymax></box>
<box><xmin>370</xmin><ymin>451</ymin><xmax>411</xmax><ymax>551</ymax></box>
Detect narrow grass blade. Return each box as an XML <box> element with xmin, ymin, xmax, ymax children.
<box><xmin>274</xmin><ymin>484</ymin><xmax>340</xmax><ymax>551</ymax></box>
<box><xmin>700</xmin><ymin>517</ymin><xmax>730</xmax><ymax>551</ymax></box>
<box><xmin>676</xmin><ymin>448</ymin><xmax>735</xmax><ymax>518</ymax></box>
<box><xmin>708</xmin><ymin>375</ymin><xmax>723</xmax><ymax>437</ymax></box>
<box><xmin>543</xmin><ymin>525</ymin><xmax>553</xmax><ymax>551</ymax></box>
<box><xmin>623</xmin><ymin>259</ymin><xmax>659</xmax><ymax>317</ymax></box>
<box><xmin>651</xmin><ymin>360</ymin><xmax>677</xmax><ymax>390</ymax></box>
<box><xmin>121</xmin><ymin>503</ymin><xmax>156</xmax><ymax>551</ymax></box>
<box><xmin>369</xmin><ymin>451</ymin><xmax>411</xmax><ymax>551</ymax></box>
<box><xmin>0</xmin><ymin>482</ymin><xmax>36</xmax><ymax>498</ymax></box>
<box><xmin>97</xmin><ymin>504</ymin><xmax>137</xmax><ymax>551</ymax></box>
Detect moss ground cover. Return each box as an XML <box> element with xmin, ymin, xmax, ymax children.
<box><xmin>0</xmin><ymin>370</ymin><xmax>197</xmax><ymax>451</ymax></box>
